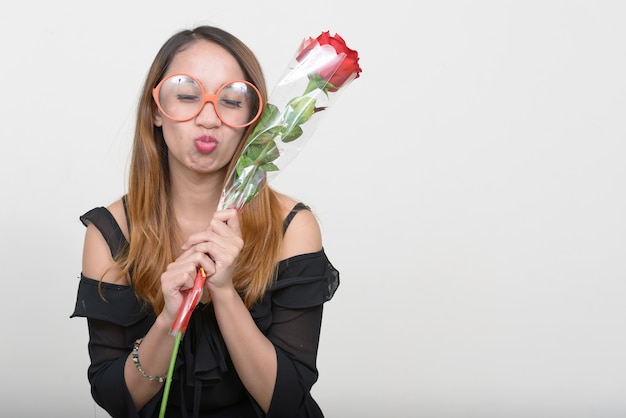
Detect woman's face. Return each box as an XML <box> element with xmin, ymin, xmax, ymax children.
<box><xmin>154</xmin><ymin>40</ymin><xmax>248</xmax><ymax>177</ymax></box>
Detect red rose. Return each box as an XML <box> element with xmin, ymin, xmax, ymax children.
<box><xmin>297</xmin><ymin>31</ymin><xmax>362</xmax><ymax>92</ymax></box>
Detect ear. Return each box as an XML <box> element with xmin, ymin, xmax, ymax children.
<box><xmin>153</xmin><ymin>112</ymin><xmax>163</xmax><ymax>127</ymax></box>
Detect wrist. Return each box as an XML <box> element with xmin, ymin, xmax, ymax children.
<box><xmin>132</xmin><ymin>338</ymin><xmax>166</xmax><ymax>383</ymax></box>
<box><xmin>209</xmin><ymin>285</ymin><xmax>240</xmax><ymax>305</ymax></box>
<box><xmin>155</xmin><ymin>311</ymin><xmax>177</xmax><ymax>334</ymax></box>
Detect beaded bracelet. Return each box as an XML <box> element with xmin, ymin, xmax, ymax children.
<box><xmin>132</xmin><ymin>338</ymin><xmax>166</xmax><ymax>383</ymax></box>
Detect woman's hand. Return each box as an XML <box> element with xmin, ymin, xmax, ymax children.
<box><xmin>180</xmin><ymin>208</ymin><xmax>244</xmax><ymax>296</ymax></box>
<box><xmin>160</xmin><ymin>244</ymin><xmax>216</xmax><ymax>323</ymax></box>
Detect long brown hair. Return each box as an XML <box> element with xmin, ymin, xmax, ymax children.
<box><xmin>118</xmin><ymin>26</ymin><xmax>283</xmax><ymax>313</ymax></box>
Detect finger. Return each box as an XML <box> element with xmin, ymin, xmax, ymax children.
<box><xmin>182</xmin><ymin>224</ymin><xmax>238</xmax><ymax>253</ymax></box>
<box><xmin>198</xmin><ymin>255</ymin><xmax>216</xmax><ymax>276</ymax></box>
<box><xmin>165</xmin><ymin>253</ymin><xmax>215</xmax><ymax>286</ymax></box>
<box><xmin>181</xmin><ymin>230</ymin><xmax>211</xmax><ymax>250</ymax></box>
<box><xmin>209</xmin><ymin>218</ymin><xmax>241</xmax><ymax>241</ymax></box>
<box><xmin>212</xmin><ymin>209</ymin><xmax>240</xmax><ymax>230</ymax></box>
<box><xmin>163</xmin><ymin>262</ymin><xmax>197</xmax><ymax>289</ymax></box>
<box><xmin>181</xmin><ymin>209</ymin><xmax>240</xmax><ymax>249</ymax></box>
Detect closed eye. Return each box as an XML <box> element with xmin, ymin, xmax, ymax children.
<box><xmin>176</xmin><ymin>94</ymin><xmax>200</xmax><ymax>102</ymax></box>
<box><xmin>220</xmin><ymin>99</ymin><xmax>244</xmax><ymax>109</ymax></box>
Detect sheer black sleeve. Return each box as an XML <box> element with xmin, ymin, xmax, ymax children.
<box><xmin>255</xmin><ymin>250</ymin><xmax>340</xmax><ymax>417</ymax></box>
<box><xmin>71</xmin><ymin>275</ymin><xmax>158</xmax><ymax>417</ymax></box>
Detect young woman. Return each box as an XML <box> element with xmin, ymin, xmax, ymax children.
<box><xmin>71</xmin><ymin>26</ymin><xmax>339</xmax><ymax>418</ymax></box>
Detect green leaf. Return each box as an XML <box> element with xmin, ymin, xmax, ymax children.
<box><xmin>260</xmin><ymin>162</ymin><xmax>279</xmax><ymax>172</ymax></box>
<box><xmin>282</xmin><ymin>125</ymin><xmax>303</xmax><ymax>143</ymax></box>
<box><xmin>245</xmin><ymin>103</ymin><xmax>282</xmax><ymax>143</ymax></box>
<box><xmin>236</xmin><ymin>156</ymin><xmax>254</xmax><ymax>176</ymax></box>
<box><xmin>260</xmin><ymin>140</ymin><xmax>281</xmax><ymax>163</ymax></box>
<box><xmin>282</xmin><ymin>96</ymin><xmax>316</xmax><ymax>128</ymax></box>
<box><xmin>245</xmin><ymin>144</ymin><xmax>261</xmax><ymax>160</ymax></box>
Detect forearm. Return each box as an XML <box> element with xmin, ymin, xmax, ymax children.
<box><xmin>212</xmin><ymin>287</ymin><xmax>277</xmax><ymax>412</ymax></box>
<box><xmin>124</xmin><ymin>313</ymin><xmax>177</xmax><ymax>411</ymax></box>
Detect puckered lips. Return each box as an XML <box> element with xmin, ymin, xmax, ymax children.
<box><xmin>194</xmin><ymin>135</ymin><xmax>218</xmax><ymax>153</ymax></box>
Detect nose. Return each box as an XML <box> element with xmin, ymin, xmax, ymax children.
<box><xmin>195</xmin><ymin>99</ymin><xmax>222</xmax><ymax>127</ymax></box>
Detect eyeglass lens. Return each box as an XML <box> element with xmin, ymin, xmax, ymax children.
<box><xmin>157</xmin><ymin>75</ymin><xmax>260</xmax><ymax>127</ymax></box>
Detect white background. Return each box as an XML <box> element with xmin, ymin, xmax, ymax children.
<box><xmin>0</xmin><ymin>1</ymin><xmax>625</xmax><ymax>417</ymax></box>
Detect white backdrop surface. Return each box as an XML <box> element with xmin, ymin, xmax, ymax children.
<box><xmin>0</xmin><ymin>1</ymin><xmax>625</xmax><ymax>417</ymax></box>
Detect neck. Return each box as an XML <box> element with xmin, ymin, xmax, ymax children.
<box><xmin>169</xmin><ymin>166</ymin><xmax>227</xmax><ymax>238</ymax></box>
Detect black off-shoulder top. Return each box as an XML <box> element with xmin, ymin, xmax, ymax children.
<box><xmin>71</xmin><ymin>202</ymin><xmax>339</xmax><ymax>418</ymax></box>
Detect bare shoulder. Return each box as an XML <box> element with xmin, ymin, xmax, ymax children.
<box><xmin>276</xmin><ymin>193</ymin><xmax>323</xmax><ymax>260</ymax></box>
<box><xmin>81</xmin><ymin>198</ymin><xmax>129</xmax><ymax>285</ymax></box>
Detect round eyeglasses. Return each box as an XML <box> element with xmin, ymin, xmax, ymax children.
<box><xmin>152</xmin><ymin>74</ymin><xmax>263</xmax><ymax>128</ymax></box>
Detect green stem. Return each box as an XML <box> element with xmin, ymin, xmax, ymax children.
<box><xmin>159</xmin><ymin>331</ymin><xmax>182</xmax><ymax>418</ymax></box>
